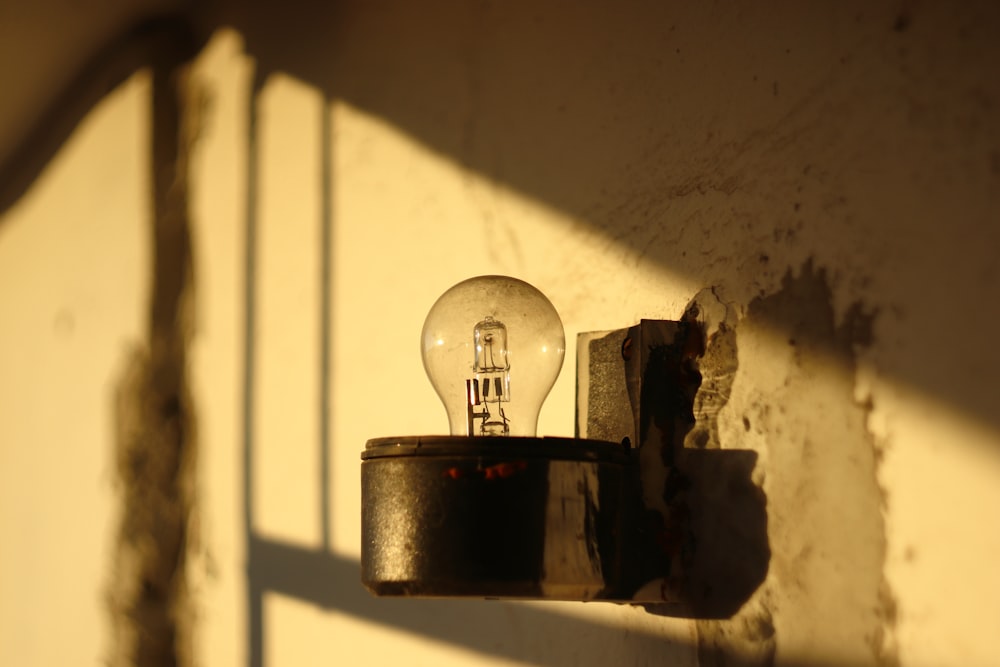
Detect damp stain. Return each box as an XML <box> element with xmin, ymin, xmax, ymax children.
<box><xmin>108</xmin><ymin>54</ymin><xmax>199</xmax><ymax>667</ymax></box>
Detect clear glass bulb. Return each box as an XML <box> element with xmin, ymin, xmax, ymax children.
<box><xmin>421</xmin><ymin>275</ymin><xmax>565</xmax><ymax>437</ymax></box>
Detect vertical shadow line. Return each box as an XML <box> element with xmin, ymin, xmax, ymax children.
<box><xmin>243</xmin><ymin>70</ymin><xmax>264</xmax><ymax>667</ymax></box>
<box><xmin>319</xmin><ymin>96</ymin><xmax>333</xmax><ymax>551</ymax></box>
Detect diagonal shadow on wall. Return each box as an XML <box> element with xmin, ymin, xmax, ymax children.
<box><xmin>220</xmin><ymin>0</ymin><xmax>1000</xmax><ymax>439</ymax></box>
<box><xmin>3</xmin><ymin>4</ymin><xmax>998</xmax><ymax>666</ymax></box>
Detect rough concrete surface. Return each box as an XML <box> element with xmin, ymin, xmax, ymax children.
<box><xmin>692</xmin><ymin>264</ymin><xmax>892</xmax><ymax>667</ymax></box>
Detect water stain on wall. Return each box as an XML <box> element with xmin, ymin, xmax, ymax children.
<box><xmin>108</xmin><ymin>57</ymin><xmax>198</xmax><ymax>667</ymax></box>
<box><xmin>110</xmin><ymin>349</ymin><xmax>195</xmax><ymax>667</ymax></box>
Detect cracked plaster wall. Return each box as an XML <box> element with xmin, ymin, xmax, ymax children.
<box><xmin>1</xmin><ymin>1</ymin><xmax>999</xmax><ymax>666</ymax></box>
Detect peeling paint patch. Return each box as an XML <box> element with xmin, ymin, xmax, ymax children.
<box><xmin>693</xmin><ymin>261</ymin><xmax>896</xmax><ymax>666</ymax></box>
<box><xmin>685</xmin><ymin>288</ymin><xmax>739</xmax><ymax>452</ymax></box>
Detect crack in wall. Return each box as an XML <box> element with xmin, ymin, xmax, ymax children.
<box><xmin>108</xmin><ymin>54</ymin><xmax>198</xmax><ymax>667</ymax></box>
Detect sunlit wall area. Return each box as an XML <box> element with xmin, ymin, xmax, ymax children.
<box><xmin>0</xmin><ymin>74</ymin><xmax>150</xmax><ymax>665</ymax></box>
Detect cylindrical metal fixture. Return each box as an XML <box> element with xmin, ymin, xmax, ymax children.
<box><xmin>361</xmin><ymin>436</ymin><xmax>633</xmax><ymax>600</ymax></box>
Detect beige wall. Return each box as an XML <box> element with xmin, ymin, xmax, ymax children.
<box><xmin>0</xmin><ymin>74</ymin><xmax>150</xmax><ymax>665</ymax></box>
<box><xmin>2</xmin><ymin>2</ymin><xmax>999</xmax><ymax>665</ymax></box>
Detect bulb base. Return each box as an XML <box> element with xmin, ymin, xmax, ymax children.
<box><xmin>361</xmin><ymin>435</ymin><xmax>642</xmax><ymax>601</ymax></box>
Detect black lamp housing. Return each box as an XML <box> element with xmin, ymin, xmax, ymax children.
<box><xmin>361</xmin><ymin>318</ymin><xmax>769</xmax><ymax>610</ymax></box>
<box><xmin>362</xmin><ymin>435</ymin><xmax>631</xmax><ymax>599</ymax></box>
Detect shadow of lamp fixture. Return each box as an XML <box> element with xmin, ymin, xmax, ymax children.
<box><xmin>361</xmin><ymin>276</ymin><xmax>768</xmax><ymax>609</ymax></box>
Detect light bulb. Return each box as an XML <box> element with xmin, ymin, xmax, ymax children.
<box><xmin>421</xmin><ymin>275</ymin><xmax>565</xmax><ymax>437</ymax></box>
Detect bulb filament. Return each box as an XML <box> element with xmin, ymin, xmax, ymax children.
<box><xmin>468</xmin><ymin>316</ymin><xmax>511</xmax><ymax>436</ymax></box>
